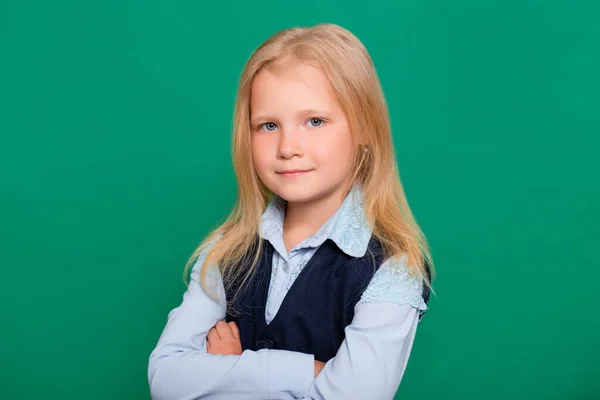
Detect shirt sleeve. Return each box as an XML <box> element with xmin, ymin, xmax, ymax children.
<box><xmin>147</xmin><ymin>243</ymin><xmax>314</xmax><ymax>400</ymax></box>
<box><xmin>300</xmin><ymin>256</ymin><xmax>427</xmax><ymax>400</ymax></box>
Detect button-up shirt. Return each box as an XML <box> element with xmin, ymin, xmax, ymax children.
<box><xmin>148</xmin><ymin>186</ymin><xmax>428</xmax><ymax>399</ymax></box>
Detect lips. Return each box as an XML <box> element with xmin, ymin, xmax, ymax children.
<box><xmin>276</xmin><ymin>169</ymin><xmax>313</xmax><ymax>177</ymax></box>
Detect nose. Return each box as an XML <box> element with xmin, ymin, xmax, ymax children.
<box><xmin>277</xmin><ymin>127</ymin><xmax>303</xmax><ymax>160</ymax></box>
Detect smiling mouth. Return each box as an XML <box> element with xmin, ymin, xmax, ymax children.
<box><xmin>276</xmin><ymin>169</ymin><xmax>313</xmax><ymax>177</ymax></box>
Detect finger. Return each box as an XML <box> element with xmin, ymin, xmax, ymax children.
<box><xmin>228</xmin><ymin>321</ymin><xmax>240</xmax><ymax>339</ymax></box>
<box><xmin>208</xmin><ymin>326</ymin><xmax>221</xmax><ymax>341</ymax></box>
<box><xmin>215</xmin><ymin>320</ymin><xmax>232</xmax><ymax>338</ymax></box>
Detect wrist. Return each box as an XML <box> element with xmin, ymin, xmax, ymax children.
<box><xmin>314</xmin><ymin>360</ymin><xmax>325</xmax><ymax>378</ymax></box>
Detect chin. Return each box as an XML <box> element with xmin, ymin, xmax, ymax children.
<box><xmin>273</xmin><ymin>189</ymin><xmax>315</xmax><ymax>203</ymax></box>
<box><xmin>269</xmin><ymin>183</ymin><xmax>321</xmax><ymax>204</ymax></box>
<box><xmin>273</xmin><ymin>182</ymin><xmax>341</xmax><ymax>206</ymax></box>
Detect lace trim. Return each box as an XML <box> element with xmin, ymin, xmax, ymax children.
<box><xmin>357</xmin><ymin>254</ymin><xmax>428</xmax><ymax>312</ymax></box>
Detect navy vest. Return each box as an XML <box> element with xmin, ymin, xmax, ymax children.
<box><xmin>225</xmin><ymin>237</ymin><xmax>430</xmax><ymax>362</ymax></box>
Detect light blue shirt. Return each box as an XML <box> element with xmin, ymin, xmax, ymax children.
<box><xmin>148</xmin><ymin>187</ymin><xmax>428</xmax><ymax>400</ymax></box>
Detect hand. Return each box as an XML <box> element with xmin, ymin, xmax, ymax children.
<box><xmin>314</xmin><ymin>360</ymin><xmax>326</xmax><ymax>378</ymax></box>
<box><xmin>207</xmin><ymin>321</ymin><xmax>242</xmax><ymax>355</ymax></box>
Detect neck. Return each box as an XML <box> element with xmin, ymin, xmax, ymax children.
<box><xmin>282</xmin><ymin>186</ymin><xmax>350</xmax><ymax>252</ymax></box>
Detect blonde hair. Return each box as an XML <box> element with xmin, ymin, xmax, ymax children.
<box><xmin>185</xmin><ymin>23</ymin><xmax>434</xmax><ymax>306</ymax></box>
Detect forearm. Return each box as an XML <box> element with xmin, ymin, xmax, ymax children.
<box><xmin>149</xmin><ymin>258</ymin><xmax>314</xmax><ymax>399</ymax></box>
<box><xmin>301</xmin><ymin>304</ymin><xmax>420</xmax><ymax>400</ymax></box>
<box><xmin>149</xmin><ymin>349</ymin><xmax>265</xmax><ymax>400</ymax></box>
<box><xmin>149</xmin><ymin>347</ymin><xmax>314</xmax><ymax>400</ymax></box>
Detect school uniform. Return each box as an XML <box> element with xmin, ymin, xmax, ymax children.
<box><xmin>149</xmin><ymin>186</ymin><xmax>430</xmax><ymax>400</ymax></box>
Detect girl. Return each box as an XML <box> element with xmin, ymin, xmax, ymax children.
<box><xmin>148</xmin><ymin>23</ymin><xmax>434</xmax><ymax>400</ymax></box>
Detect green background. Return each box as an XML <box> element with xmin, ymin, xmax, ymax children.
<box><xmin>1</xmin><ymin>0</ymin><xmax>599</xmax><ymax>399</ymax></box>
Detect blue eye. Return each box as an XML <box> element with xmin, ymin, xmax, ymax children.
<box><xmin>261</xmin><ymin>122</ymin><xmax>278</xmax><ymax>131</ymax></box>
<box><xmin>307</xmin><ymin>118</ymin><xmax>324</xmax><ymax>127</ymax></box>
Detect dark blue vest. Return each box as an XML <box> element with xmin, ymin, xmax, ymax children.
<box><xmin>225</xmin><ymin>237</ymin><xmax>430</xmax><ymax>362</ymax></box>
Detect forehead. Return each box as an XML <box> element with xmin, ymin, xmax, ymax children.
<box><xmin>250</xmin><ymin>63</ymin><xmax>340</xmax><ymax>115</ymax></box>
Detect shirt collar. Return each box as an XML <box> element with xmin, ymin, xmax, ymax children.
<box><xmin>259</xmin><ymin>185</ymin><xmax>373</xmax><ymax>258</ymax></box>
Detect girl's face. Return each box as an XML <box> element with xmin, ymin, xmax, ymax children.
<box><xmin>250</xmin><ymin>63</ymin><xmax>354</xmax><ymax>206</ymax></box>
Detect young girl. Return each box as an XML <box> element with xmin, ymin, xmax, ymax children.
<box><xmin>148</xmin><ymin>23</ymin><xmax>433</xmax><ymax>400</ymax></box>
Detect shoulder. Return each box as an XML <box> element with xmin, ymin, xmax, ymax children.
<box><xmin>189</xmin><ymin>234</ymin><xmax>224</xmax><ymax>296</ymax></box>
<box><xmin>357</xmin><ymin>253</ymin><xmax>428</xmax><ymax>314</ymax></box>
<box><xmin>190</xmin><ymin>233</ymin><xmax>222</xmax><ymax>273</ymax></box>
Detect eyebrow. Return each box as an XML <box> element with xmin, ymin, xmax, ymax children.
<box><xmin>251</xmin><ymin>109</ymin><xmax>331</xmax><ymax>125</ymax></box>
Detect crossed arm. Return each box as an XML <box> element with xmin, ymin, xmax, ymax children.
<box><xmin>205</xmin><ymin>320</ymin><xmax>327</xmax><ymax>378</ymax></box>
<box><xmin>148</xmin><ymin>260</ymin><xmax>422</xmax><ymax>400</ymax></box>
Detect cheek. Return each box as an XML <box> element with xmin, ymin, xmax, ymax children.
<box><xmin>251</xmin><ymin>135</ymin><xmax>272</xmax><ymax>175</ymax></box>
<box><xmin>311</xmin><ymin>127</ymin><xmax>354</xmax><ymax>169</ymax></box>
<box><xmin>251</xmin><ymin>137</ymin><xmax>263</xmax><ymax>169</ymax></box>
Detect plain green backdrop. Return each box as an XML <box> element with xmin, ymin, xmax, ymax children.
<box><xmin>1</xmin><ymin>0</ymin><xmax>599</xmax><ymax>399</ymax></box>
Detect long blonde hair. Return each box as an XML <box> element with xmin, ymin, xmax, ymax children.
<box><xmin>185</xmin><ymin>23</ymin><xmax>434</xmax><ymax>305</ymax></box>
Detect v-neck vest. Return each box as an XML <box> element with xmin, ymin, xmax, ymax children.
<box><xmin>225</xmin><ymin>237</ymin><xmax>394</xmax><ymax>362</ymax></box>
